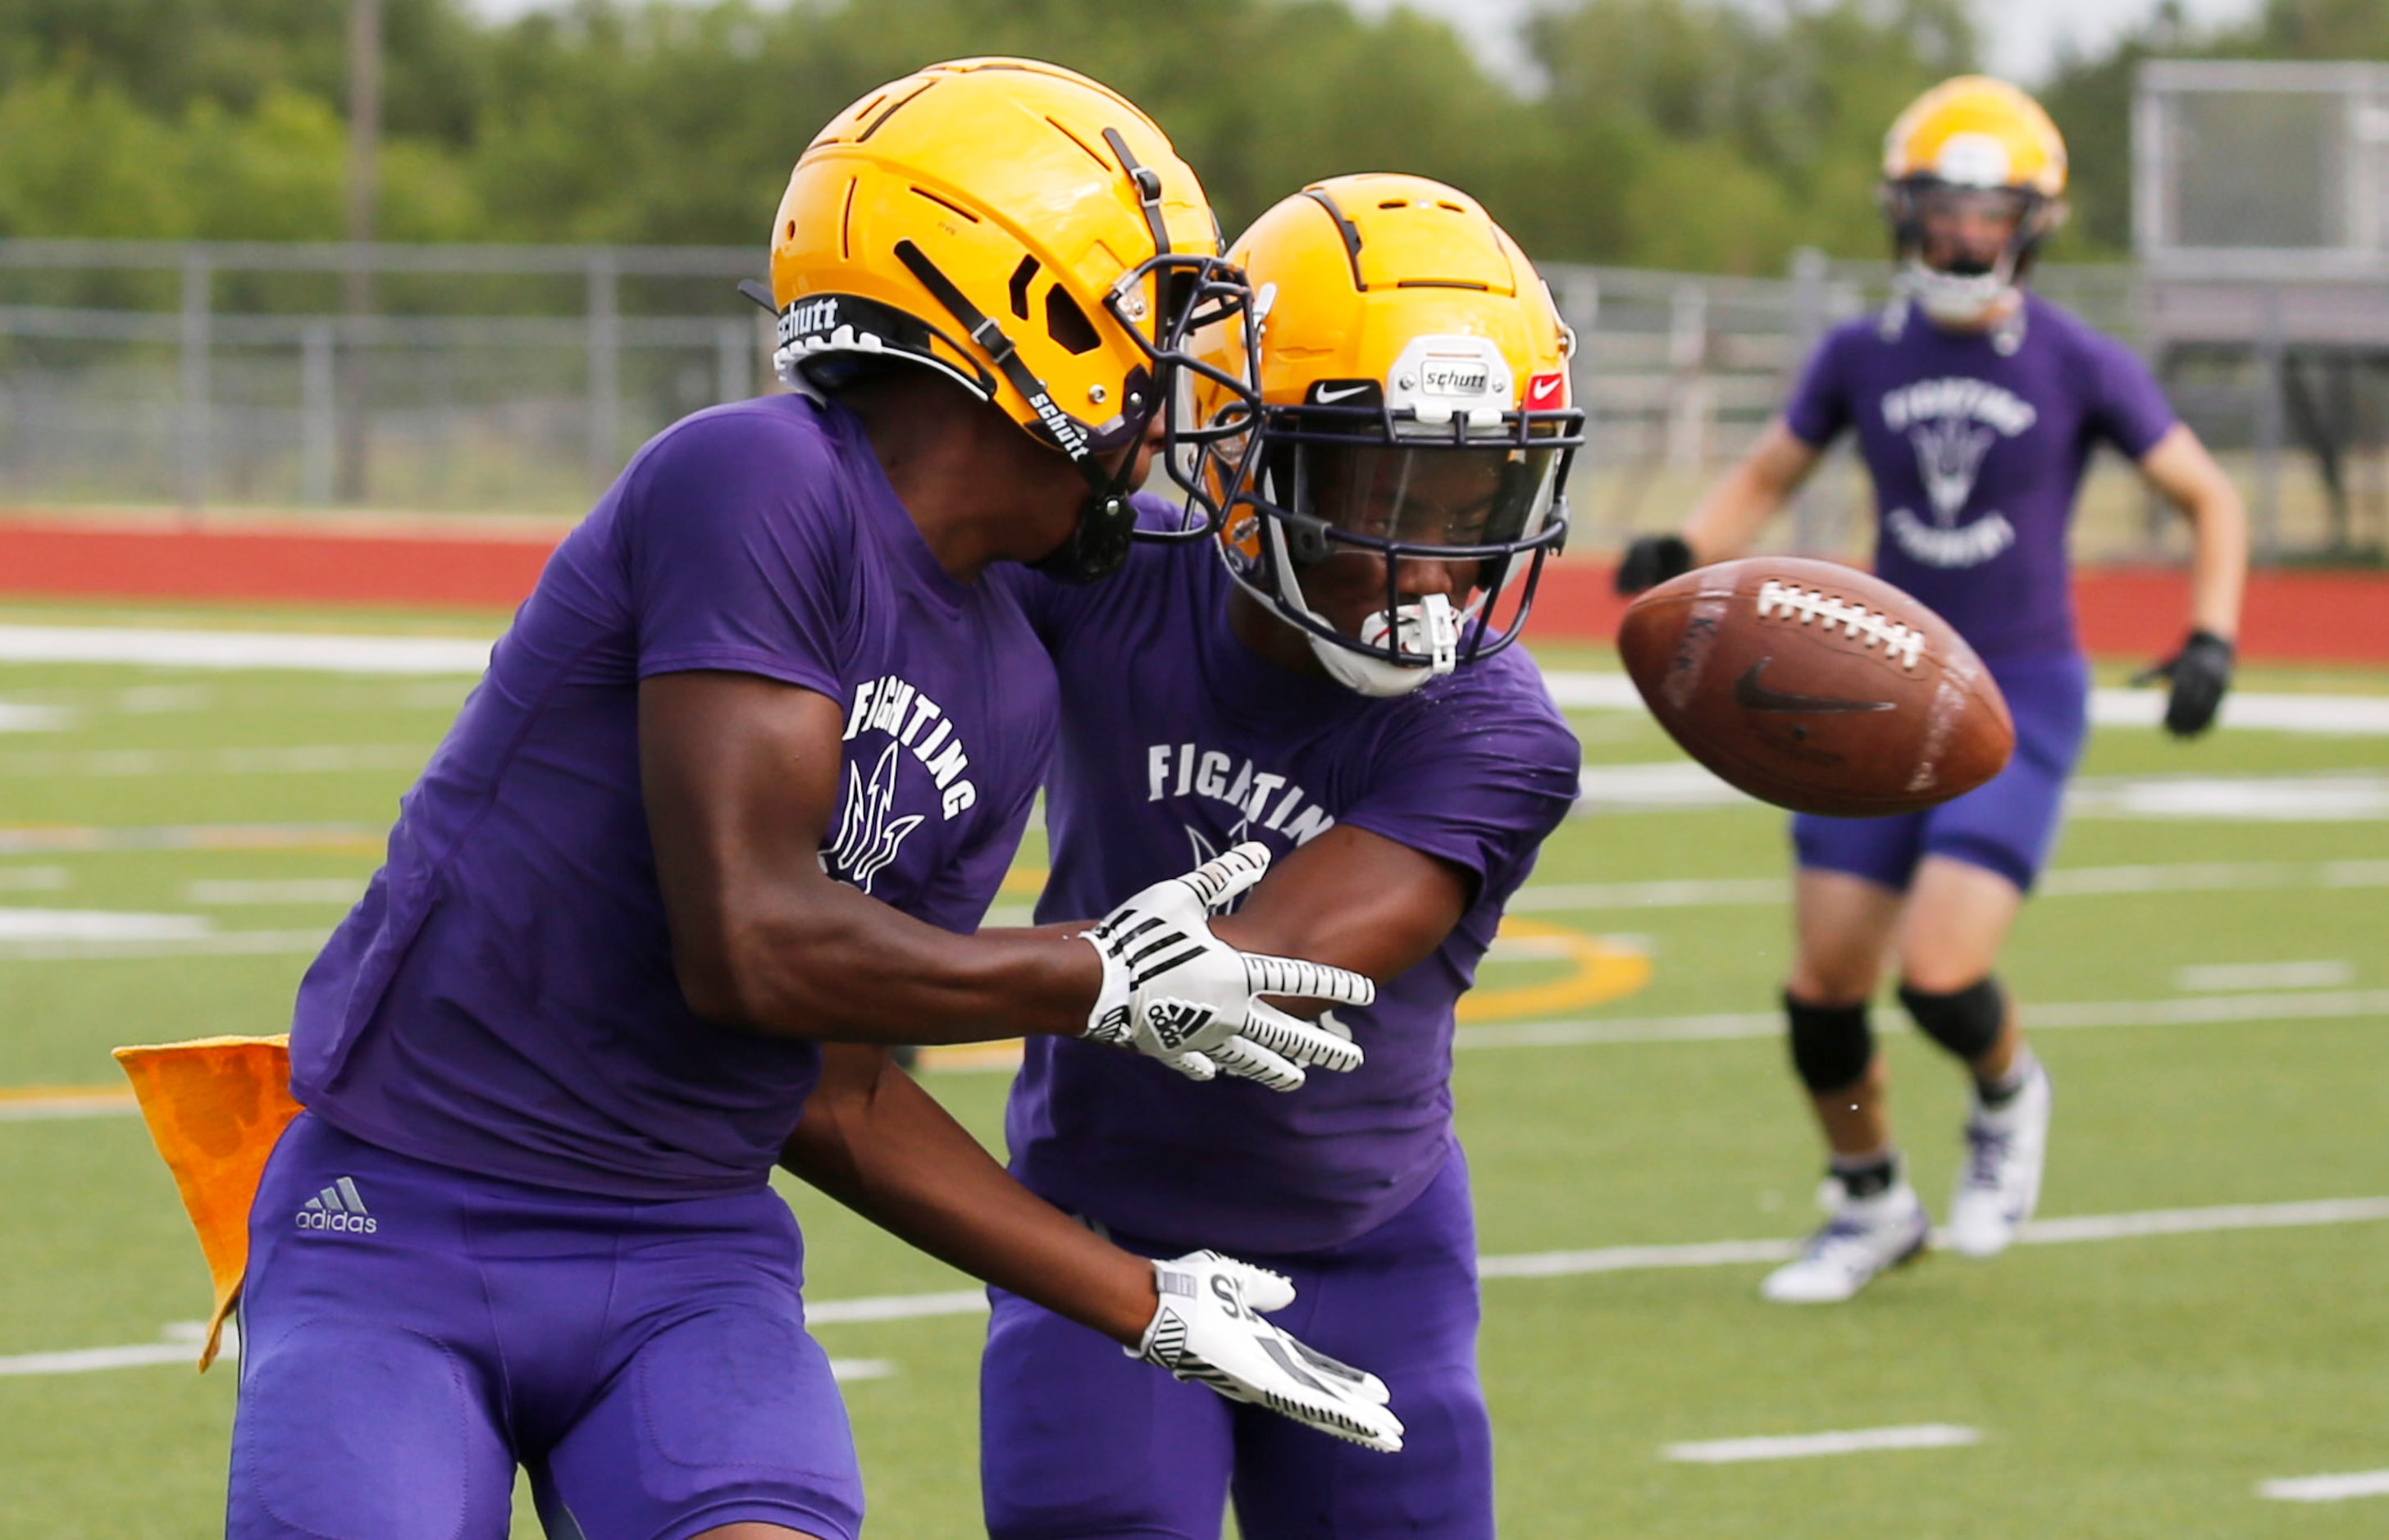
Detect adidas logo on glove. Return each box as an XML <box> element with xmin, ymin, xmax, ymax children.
<box><xmin>294</xmin><ymin>1177</ymin><xmax>378</xmax><ymax>1235</ymax></box>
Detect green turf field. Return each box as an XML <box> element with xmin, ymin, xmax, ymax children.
<box><xmin>3</xmin><ymin>601</ymin><xmax>2387</xmax><ymax>1538</ymax></box>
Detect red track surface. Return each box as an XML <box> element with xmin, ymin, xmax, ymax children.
<box><xmin>2</xmin><ymin>518</ymin><xmax>2384</xmax><ymax>664</ymax></box>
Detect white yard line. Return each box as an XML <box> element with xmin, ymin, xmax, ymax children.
<box><xmin>0</xmin><ymin>626</ymin><xmax>493</xmax><ymax>676</ymax></box>
<box><xmin>2259</xmin><ymin>1470</ymin><xmax>2389</xmax><ymax>1502</ymax></box>
<box><xmin>1662</xmin><ymin>1424</ymin><xmax>1982</xmax><ymax>1464</ymax></box>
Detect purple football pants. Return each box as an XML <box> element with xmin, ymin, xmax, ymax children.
<box><xmin>1794</xmin><ymin>650</ymin><xmax>2091</xmax><ymax>894</ymax></box>
<box><xmin>980</xmin><ymin>1149</ymin><xmax>1491</xmax><ymax>1540</ymax></box>
<box><xmin>228</xmin><ymin>1112</ymin><xmax>864</xmax><ymax>1540</ymax></box>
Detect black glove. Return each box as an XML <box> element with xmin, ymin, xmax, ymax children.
<box><xmin>2133</xmin><ymin>628</ymin><xmax>2234</xmax><ymax>738</ymax></box>
<box><xmin>1616</xmin><ymin>534</ymin><xmax>1694</xmax><ymax>595</ymax></box>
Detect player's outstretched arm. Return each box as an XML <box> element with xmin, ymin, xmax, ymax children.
<box><xmin>1205</xmin><ymin>824</ymin><xmax>1473</xmax><ymax>987</ymax></box>
<box><xmin>640</xmin><ymin>672</ymin><xmax>1371</xmax><ymax>1057</ymax></box>
<box><xmin>2132</xmin><ymin>424</ymin><xmax>2247</xmax><ymax>736</ymax></box>
<box><xmin>1618</xmin><ymin>418</ymin><xmax>1823</xmax><ymax>594</ymax></box>
<box><xmin>782</xmin><ymin>1046</ymin><xmax>1404</xmax><ymax>1452</ymax></box>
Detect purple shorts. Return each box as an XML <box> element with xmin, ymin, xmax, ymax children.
<box><xmin>980</xmin><ymin>1148</ymin><xmax>1489</xmax><ymax>1540</ymax></box>
<box><xmin>1793</xmin><ymin>651</ymin><xmax>2090</xmax><ymax>894</ymax></box>
<box><xmin>228</xmin><ymin>1112</ymin><xmax>864</xmax><ymax>1540</ymax></box>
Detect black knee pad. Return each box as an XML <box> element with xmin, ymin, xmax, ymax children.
<box><xmin>1898</xmin><ymin>976</ymin><xmax>2006</xmax><ymax>1062</ymax></box>
<box><xmin>1785</xmin><ymin>991</ymin><xmax>1874</xmax><ymax>1092</ymax></box>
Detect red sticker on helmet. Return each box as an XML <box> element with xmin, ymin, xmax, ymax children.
<box><xmin>1525</xmin><ymin>371</ymin><xmax>1568</xmax><ymax>408</ymax></box>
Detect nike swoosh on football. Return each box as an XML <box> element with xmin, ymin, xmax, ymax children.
<box><xmin>1313</xmin><ymin>385</ymin><xmax>1370</xmax><ymax>403</ymax></box>
<box><xmin>1732</xmin><ymin>660</ymin><xmax>1894</xmax><ymax>714</ymax></box>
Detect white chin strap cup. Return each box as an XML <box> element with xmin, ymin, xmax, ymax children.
<box><xmin>1902</xmin><ymin>259</ymin><xmax>2014</xmax><ymax>326</ymax></box>
<box><xmin>1312</xmin><ymin>595</ymin><xmax>1460</xmax><ymax>698</ymax></box>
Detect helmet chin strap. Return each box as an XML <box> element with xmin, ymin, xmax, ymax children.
<box><xmin>1307</xmin><ymin>595</ymin><xmax>1460</xmax><ymax>698</ymax></box>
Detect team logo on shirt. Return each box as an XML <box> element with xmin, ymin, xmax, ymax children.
<box><xmin>818</xmin><ymin>674</ymin><xmax>980</xmax><ymax>894</ymax></box>
<box><xmin>1878</xmin><ymin>376</ymin><xmax>2037</xmax><ymax>569</ymax></box>
<box><xmin>1147</xmin><ymin>743</ymin><xmax>1336</xmax><ymax>847</ymax></box>
<box><xmin>823</xmin><ymin>742</ymin><xmax>927</xmax><ymax>894</ymax></box>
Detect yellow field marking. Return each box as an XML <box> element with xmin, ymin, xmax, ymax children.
<box><xmin>0</xmin><ymin>1085</ymin><xmax>137</xmax><ymax>1119</ymax></box>
<box><xmin>911</xmin><ymin>919</ymin><xmax>1650</xmax><ymax>1073</ymax></box>
<box><xmin>1458</xmin><ymin>919</ymin><xmax>1651</xmax><ymax>1023</ymax></box>
<box><xmin>914</xmin><ymin>1041</ymin><xmax>1028</xmax><ymax>1073</ymax></box>
<box><xmin>998</xmin><ymin>866</ymin><xmax>1048</xmax><ymax>897</ymax></box>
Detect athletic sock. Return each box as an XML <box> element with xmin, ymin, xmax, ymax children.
<box><xmin>1976</xmin><ymin>1047</ymin><xmax>2039</xmax><ymax>1110</ymax></box>
<box><xmin>1829</xmin><ymin>1150</ymin><xmax>1899</xmax><ymax>1200</ymax></box>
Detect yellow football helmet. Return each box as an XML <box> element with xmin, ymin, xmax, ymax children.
<box><xmin>1188</xmin><ymin>174</ymin><xmax>1580</xmax><ymax>696</ymax></box>
<box><xmin>1879</xmin><ymin>76</ymin><xmax>2069</xmax><ymax>326</ymax></box>
<box><xmin>759</xmin><ymin>57</ymin><xmax>1260</xmax><ymax>581</ymax></box>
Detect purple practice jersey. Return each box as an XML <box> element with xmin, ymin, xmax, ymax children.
<box><xmin>998</xmin><ymin>506</ymin><xmax>1581</xmax><ymax>1255</ymax></box>
<box><xmin>1785</xmin><ymin>293</ymin><xmax>2177</xmax><ymax>660</ymax></box>
<box><xmin>289</xmin><ymin>395</ymin><xmax>1055</xmax><ymax>1201</ymax></box>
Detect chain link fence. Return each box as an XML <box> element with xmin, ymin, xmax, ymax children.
<box><xmin>0</xmin><ymin>235</ymin><xmax>2364</xmax><ymax>563</ymax></box>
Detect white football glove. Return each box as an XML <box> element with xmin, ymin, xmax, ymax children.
<box><xmin>1133</xmin><ymin>1251</ymin><xmax>1404</xmax><ymax>1454</ymax></box>
<box><xmin>1078</xmin><ymin>841</ymin><xmax>1374</xmax><ymax>1091</ymax></box>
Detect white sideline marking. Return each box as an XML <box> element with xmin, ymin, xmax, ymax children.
<box><xmin>0</xmin><ymin>1320</ymin><xmax>896</xmax><ymax>1383</ymax></box>
<box><xmin>0</xmin><ymin>700</ymin><xmax>74</xmax><ymax>731</ymax></box>
<box><xmin>2068</xmin><ymin>773</ymin><xmax>2389</xmax><ymax>822</ymax></box>
<box><xmin>777</xmin><ymin>1196</ymin><xmax>2389</xmax><ymax>1329</ymax></box>
<box><xmin>0</xmin><ymin>909</ymin><xmax>330</xmax><ymax>959</ymax></box>
<box><xmin>1454</xmin><ymin>988</ymin><xmax>2389</xmax><ymax>1050</ymax></box>
<box><xmin>0</xmin><ymin>744</ymin><xmax>426</xmax><ymax>777</ymax></box>
<box><xmin>0</xmin><ymin>821</ymin><xmax>381</xmax><ymax>856</ymax></box>
<box><xmin>1513</xmin><ymin>858</ymin><xmax>2389</xmax><ymax>913</ymax></box>
<box><xmin>5</xmin><ymin>639</ymin><xmax>2382</xmax><ymax>731</ymax></box>
<box><xmin>3</xmin><ymin>1198</ymin><xmax>2379</xmax><ymax>1359</ymax></box>
<box><xmin>1571</xmin><ymin>763</ymin><xmax>2389</xmax><ymax>821</ymax></box>
<box><xmin>185</xmin><ymin>878</ymin><xmax>367</xmax><ymax>907</ymax></box>
<box><xmin>2177</xmin><ymin>960</ymin><xmax>2353</xmax><ymax>992</ymax></box>
<box><xmin>1541</xmin><ymin>671</ymin><xmax>2389</xmax><ymax>736</ymax></box>
<box><xmin>2259</xmin><ymin>1470</ymin><xmax>2389</xmax><ymax>1503</ymax></box>
<box><xmin>900</xmin><ymin>986</ymin><xmax>2389</xmax><ymax>1074</ymax></box>
<box><xmin>1662</xmin><ymin>1424</ymin><xmax>1981</xmax><ymax>1464</ymax></box>
<box><xmin>808</xmin><ymin>1288</ymin><xmax>988</xmax><ymax>1325</ymax></box>
<box><xmin>0</xmin><ymin>909</ymin><xmax>209</xmax><ymax>941</ymax></box>
<box><xmin>0</xmin><ymin>625</ymin><xmax>493</xmax><ymax>676</ymax></box>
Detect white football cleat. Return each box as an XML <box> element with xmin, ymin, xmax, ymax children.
<box><xmin>1760</xmin><ymin>1178</ymin><xmax>1931</xmax><ymax>1304</ymax></box>
<box><xmin>1946</xmin><ymin>1060</ymin><xmax>2053</xmax><ymax>1258</ymax></box>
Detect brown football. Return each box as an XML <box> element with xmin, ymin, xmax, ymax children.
<box><xmin>1617</xmin><ymin>556</ymin><xmax>2013</xmax><ymax>818</ymax></box>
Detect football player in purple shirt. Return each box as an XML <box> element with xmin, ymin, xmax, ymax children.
<box><xmin>978</xmin><ymin>175</ymin><xmax>1584</xmax><ymax>1540</ymax></box>
<box><xmin>228</xmin><ymin>62</ymin><xmax>1399</xmax><ymax>1540</ymax></box>
<box><xmin>1618</xmin><ymin>77</ymin><xmax>2248</xmax><ymax>1303</ymax></box>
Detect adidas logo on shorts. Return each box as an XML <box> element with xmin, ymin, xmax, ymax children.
<box><xmin>295</xmin><ymin>1177</ymin><xmax>378</xmax><ymax>1235</ymax></box>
